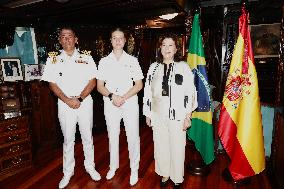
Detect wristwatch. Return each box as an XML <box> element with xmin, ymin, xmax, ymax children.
<box><xmin>108</xmin><ymin>93</ymin><xmax>113</xmax><ymax>100</ymax></box>
<box><xmin>78</xmin><ymin>97</ymin><xmax>84</xmax><ymax>102</ymax></box>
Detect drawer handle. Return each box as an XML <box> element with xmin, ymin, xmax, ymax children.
<box><xmin>7</xmin><ymin>124</ymin><xmax>18</xmax><ymax>131</ymax></box>
<box><xmin>9</xmin><ymin>145</ymin><xmax>20</xmax><ymax>153</ymax></box>
<box><xmin>8</xmin><ymin>135</ymin><xmax>19</xmax><ymax>142</ymax></box>
<box><xmin>12</xmin><ymin>157</ymin><xmax>22</xmax><ymax>165</ymax></box>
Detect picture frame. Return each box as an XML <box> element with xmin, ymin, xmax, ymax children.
<box><xmin>0</xmin><ymin>58</ymin><xmax>23</xmax><ymax>82</ymax></box>
<box><xmin>250</xmin><ymin>23</ymin><xmax>281</xmax><ymax>58</ymax></box>
<box><xmin>24</xmin><ymin>64</ymin><xmax>44</xmax><ymax>81</ymax></box>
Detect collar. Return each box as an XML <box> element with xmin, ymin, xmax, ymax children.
<box><xmin>110</xmin><ymin>50</ymin><xmax>126</xmax><ymax>62</ymax></box>
<box><xmin>61</xmin><ymin>48</ymin><xmax>80</xmax><ymax>58</ymax></box>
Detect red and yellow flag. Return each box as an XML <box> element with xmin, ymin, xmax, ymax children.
<box><xmin>218</xmin><ymin>7</ymin><xmax>265</xmax><ymax>181</ymax></box>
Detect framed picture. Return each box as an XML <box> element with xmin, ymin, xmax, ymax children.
<box><xmin>0</xmin><ymin>58</ymin><xmax>23</xmax><ymax>81</ymax></box>
<box><xmin>24</xmin><ymin>64</ymin><xmax>44</xmax><ymax>81</ymax></box>
<box><xmin>250</xmin><ymin>23</ymin><xmax>281</xmax><ymax>58</ymax></box>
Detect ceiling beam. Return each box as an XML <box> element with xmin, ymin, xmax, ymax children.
<box><xmin>3</xmin><ymin>0</ymin><xmax>44</xmax><ymax>8</ymax></box>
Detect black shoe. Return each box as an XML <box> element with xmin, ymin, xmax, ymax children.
<box><xmin>160</xmin><ymin>177</ymin><xmax>169</xmax><ymax>187</ymax></box>
<box><xmin>173</xmin><ymin>183</ymin><xmax>182</xmax><ymax>189</ymax></box>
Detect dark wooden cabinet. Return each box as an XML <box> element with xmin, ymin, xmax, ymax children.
<box><xmin>0</xmin><ymin>83</ymin><xmax>32</xmax><ymax>181</ymax></box>
<box><xmin>255</xmin><ymin>58</ymin><xmax>279</xmax><ymax>104</ymax></box>
<box><xmin>29</xmin><ymin>80</ymin><xmax>62</xmax><ymax>166</ymax></box>
<box><xmin>271</xmin><ymin>112</ymin><xmax>284</xmax><ymax>189</ymax></box>
<box><xmin>0</xmin><ymin>81</ymin><xmax>62</xmax><ymax>180</ymax></box>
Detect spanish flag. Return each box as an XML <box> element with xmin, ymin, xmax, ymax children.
<box><xmin>187</xmin><ymin>13</ymin><xmax>215</xmax><ymax>165</ymax></box>
<box><xmin>218</xmin><ymin>7</ymin><xmax>265</xmax><ymax>180</ymax></box>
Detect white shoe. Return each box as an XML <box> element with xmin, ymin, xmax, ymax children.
<box><xmin>87</xmin><ymin>169</ymin><xmax>101</xmax><ymax>181</ymax></box>
<box><xmin>130</xmin><ymin>171</ymin><xmax>138</xmax><ymax>186</ymax></box>
<box><xmin>59</xmin><ymin>172</ymin><xmax>74</xmax><ymax>189</ymax></box>
<box><xmin>106</xmin><ymin>169</ymin><xmax>116</xmax><ymax>180</ymax></box>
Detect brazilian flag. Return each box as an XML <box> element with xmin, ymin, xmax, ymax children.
<box><xmin>187</xmin><ymin>13</ymin><xmax>215</xmax><ymax>165</ymax></box>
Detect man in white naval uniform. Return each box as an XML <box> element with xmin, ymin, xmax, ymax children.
<box><xmin>41</xmin><ymin>27</ymin><xmax>101</xmax><ymax>189</ymax></box>
<box><xmin>97</xmin><ymin>28</ymin><xmax>143</xmax><ymax>186</ymax></box>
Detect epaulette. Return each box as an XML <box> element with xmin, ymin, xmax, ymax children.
<box><xmin>80</xmin><ymin>50</ymin><xmax>91</xmax><ymax>56</ymax></box>
<box><xmin>48</xmin><ymin>51</ymin><xmax>59</xmax><ymax>64</ymax></box>
<box><xmin>76</xmin><ymin>50</ymin><xmax>92</xmax><ymax>64</ymax></box>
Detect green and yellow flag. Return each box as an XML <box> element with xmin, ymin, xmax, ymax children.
<box><xmin>187</xmin><ymin>13</ymin><xmax>215</xmax><ymax>165</ymax></box>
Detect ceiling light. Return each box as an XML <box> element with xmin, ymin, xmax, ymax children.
<box><xmin>159</xmin><ymin>13</ymin><xmax>178</xmax><ymax>20</ymax></box>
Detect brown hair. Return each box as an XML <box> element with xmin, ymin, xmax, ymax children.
<box><xmin>156</xmin><ymin>33</ymin><xmax>182</xmax><ymax>64</ymax></box>
<box><xmin>110</xmin><ymin>27</ymin><xmax>127</xmax><ymax>39</ymax></box>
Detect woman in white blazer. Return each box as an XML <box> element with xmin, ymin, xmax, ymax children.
<box><xmin>143</xmin><ymin>34</ymin><xmax>197</xmax><ymax>188</ymax></box>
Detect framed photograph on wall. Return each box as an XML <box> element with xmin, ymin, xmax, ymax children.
<box><xmin>0</xmin><ymin>58</ymin><xmax>23</xmax><ymax>81</ymax></box>
<box><xmin>24</xmin><ymin>64</ymin><xmax>44</xmax><ymax>81</ymax></box>
<box><xmin>250</xmin><ymin>23</ymin><xmax>281</xmax><ymax>58</ymax></box>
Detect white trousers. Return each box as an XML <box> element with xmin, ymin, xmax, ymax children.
<box><xmin>151</xmin><ymin>114</ymin><xmax>186</xmax><ymax>184</ymax></box>
<box><xmin>104</xmin><ymin>96</ymin><xmax>140</xmax><ymax>172</ymax></box>
<box><xmin>58</xmin><ymin>95</ymin><xmax>95</xmax><ymax>175</ymax></box>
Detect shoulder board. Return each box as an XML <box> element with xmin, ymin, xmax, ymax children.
<box><xmin>48</xmin><ymin>51</ymin><xmax>59</xmax><ymax>64</ymax></box>
<box><xmin>80</xmin><ymin>50</ymin><xmax>92</xmax><ymax>56</ymax></box>
<box><xmin>48</xmin><ymin>51</ymin><xmax>59</xmax><ymax>57</ymax></box>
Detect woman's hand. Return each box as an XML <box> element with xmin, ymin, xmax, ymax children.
<box><xmin>112</xmin><ymin>94</ymin><xmax>125</xmax><ymax>107</ymax></box>
<box><xmin>146</xmin><ymin>117</ymin><xmax>151</xmax><ymax>127</ymax></box>
<box><xmin>183</xmin><ymin>118</ymin><xmax>191</xmax><ymax>131</ymax></box>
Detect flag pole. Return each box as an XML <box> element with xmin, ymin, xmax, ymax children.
<box><xmin>222</xmin><ymin>167</ymin><xmax>251</xmax><ymax>185</ymax></box>
<box><xmin>219</xmin><ymin>1</ymin><xmax>264</xmax><ymax>184</ymax></box>
<box><xmin>221</xmin><ymin>3</ymin><xmax>251</xmax><ymax>185</ymax></box>
<box><xmin>187</xmin><ymin>143</ymin><xmax>211</xmax><ymax>176</ymax></box>
<box><xmin>186</xmin><ymin>2</ymin><xmax>212</xmax><ymax>176</ymax></box>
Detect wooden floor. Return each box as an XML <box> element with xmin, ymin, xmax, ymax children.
<box><xmin>1</xmin><ymin>125</ymin><xmax>273</xmax><ymax>189</ymax></box>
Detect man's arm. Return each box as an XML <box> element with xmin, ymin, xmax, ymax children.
<box><xmin>49</xmin><ymin>82</ymin><xmax>68</xmax><ymax>102</ymax></box>
<box><xmin>49</xmin><ymin>82</ymin><xmax>80</xmax><ymax>109</ymax></box>
<box><xmin>97</xmin><ymin>79</ymin><xmax>110</xmax><ymax>97</ymax></box>
<box><xmin>79</xmin><ymin>78</ymin><xmax>96</xmax><ymax>99</ymax></box>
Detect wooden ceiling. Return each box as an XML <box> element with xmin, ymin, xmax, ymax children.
<box><xmin>0</xmin><ymin>0</ymin><xmax>282</xmax><ymax>28</ymax></box>
<box><xmin>0</xmin><ymin>0</ymin><xmax>186</xmax><ymax>26</ymax></box>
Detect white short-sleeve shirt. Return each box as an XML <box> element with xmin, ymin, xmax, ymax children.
<box><xmin>97</xmin><ymin>50</ymin><xmax>143</xmax><ymax>96</ymax></box>
<box><xmin>41</xmin><ymin>49</ymin><xmax>97</xmax><ymax>97</ymax></box>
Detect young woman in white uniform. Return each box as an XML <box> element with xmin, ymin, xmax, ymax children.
<box><xmin>97</xmin><ymin>28</ymin><xmax>143</xmax><ymax>186</ymax></box>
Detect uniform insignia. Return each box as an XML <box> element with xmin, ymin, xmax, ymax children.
<box><xmin>48</xmin><ymin>51</ymin><xmax>59</xmax><ymax>64</ymax></box>
<box><xmin>76</xmin><ymin>50</ymin><xmax>91</xmax><ymax>64</ymax></box>
<box><xmin>80</xmin><ymin>50</ymin><xmax>91</xmax><ymax>56</ymax></box>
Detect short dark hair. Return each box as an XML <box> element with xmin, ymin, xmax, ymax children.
<box><xmin>156</xmin><ymin>33</ymin><xmax>182</xmax><ymax>64</ymax></box>
<box><xmin>59</xmin><ymin>26</ymin><xmax>77</xmax><ymax>37</ymax></box>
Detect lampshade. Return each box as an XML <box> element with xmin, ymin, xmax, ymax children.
<box><xmin>159</xmin><ymin>13</ymin><xmax>178</xmax><ymax>20</ymax></box>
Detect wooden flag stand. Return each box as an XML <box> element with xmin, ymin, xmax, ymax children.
<box><xmin>187</xmin><ymin>160</ymin><xmax>210</xmax><ymax>176</ymax></box>
<box><xmin>187</xmin><ymin>141</ymin><xmax>211</xmax><ymax>176</ymax></box>
<box><xmin>222</xmin><ymin>168</ymin><xmax>251</xmax><ymax>186</ymax></box>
